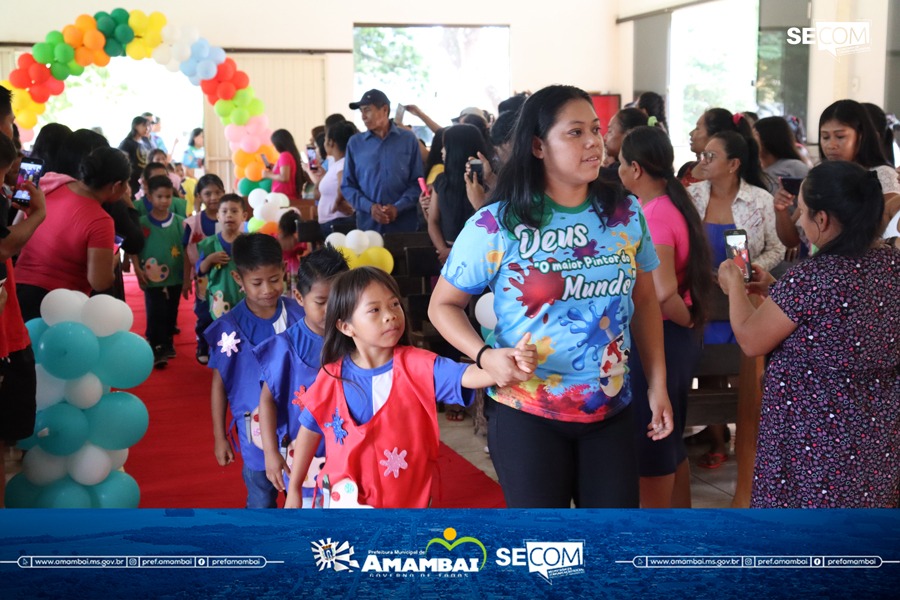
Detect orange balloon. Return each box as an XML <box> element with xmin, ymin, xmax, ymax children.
<box><xmin>63</xmin><ymin>25</ymin><xmax>84</xmax><ymax>48</ymax></box>
<box><xmin>259</xmin><ymin>221</ymin><xmax>279</xmax><ymax>236</ymax></box>
<box><xmin>74</xmin><ymin>47</ymin><xmax>93</xmax><ymax>67</ymax></box>
<box><xmin>75</xmin><ymin>14</ymin><xmax>96</xmax><ymax>32</ymax></box>
<box><xmin>83</xmin><ymin>29</ymin><xmax>105</xmax><ymax>51</ymax></box>
<box><xmin>261</xmin><ymin>144</ymin><xmax>279</xmax><ymax>165</ymax></box>
<box><xmin>233</xmin><ymin>149</ymin><xmax>254</xmax><ymax>168</ymax></box>
<box><xmin>235</xmin><ymin>165</ymin><xmax>246</xmax><ymax>179</ymax></box>
<box><xmin>244</xmin><ymin>162</ymin><xmax>264</xmax><ymax>182</ymax></box>
<box><xmin>93</xmin><ymin>49</ymin><xmax>110</xmax><ymax>67</ymax></box>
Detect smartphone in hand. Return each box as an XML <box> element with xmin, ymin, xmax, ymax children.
<box><xmin>306</xmin><ymin>146</ymin><xmax>319</xmax><ymax>170</ymax></box>
<box><xmin>724</xmin><ymin>229</ymin><xmax>752</xmax><ymax>282</ymax></box>
<box><xmin>13</xmin><ymin>157</ymin><xmax>44</xmax><ymax>205</ymax></box>
<box><xmin>261</xmin><ymin>154</ymin><xmax>272</xmax><ymax>169</ymax></box>
<box><xmin>780</xmin><ymin>176</ymin><xmax>803</xmax><ymax>196</ymax></box>
<box><xmin>395</xmin><ymin>104</ymin><xmax>406</xmax><ymax>125</ymax></box>
<box><xmin>417</xmin><ymin>177</ymin><xmax>428</xmax><ymax>195</ymax></box>
<box><xmin>468</xmin><ymin>159</ymin><xmax>484</xmax><ymax>184</ymax></box>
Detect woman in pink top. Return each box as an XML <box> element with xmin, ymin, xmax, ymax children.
<box><xmin>15</xmin><ymin>147</ymin><xmax>129</xmax><ymax>321</ymax></box>
<box><xmin>619</xmin><ymin>126</ymin><xmax>714</xmax><ymax>508</ymax></box>
<box><xmin>263</xmin><ymin>129</ymin><xmax>307</xmax><ymax>201</ymax></box>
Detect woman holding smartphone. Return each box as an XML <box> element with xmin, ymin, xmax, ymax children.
<box><xmin>263</xmin><ymin>129</ymin><xmax>308</xmax><ymax>202</ymax></box>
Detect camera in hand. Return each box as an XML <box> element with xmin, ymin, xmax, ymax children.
<box><xmin>468</xmin><ymin>159</ymin><xmax>484</xmax><ymax>184</ymax></box>
<box><xmin>13</xmin><ymin>157</ymin><xmax>44</xmax><ymax>204</ymax></box>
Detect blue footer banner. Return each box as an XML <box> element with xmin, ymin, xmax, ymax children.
<box><xmin>1</xmin><ymin>509</ymin><xmax>899</xmax><ymax>598</ymax></box>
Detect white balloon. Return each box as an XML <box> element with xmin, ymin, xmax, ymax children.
<box><xmin>325</xmin><ymin>232</ymin><xmax>347</xmax><ymax>248</ymax></box>
<box><xmin>180</xmin><ymin>25</ymin><xmax>200</xmax><ymax>44</ymax></box>
<box><xmin>248</xmin><ymin>188</ymin><xmax>268</xmax><ymax>210</ymax></box>
<box><xmin>165</xmin><ymin>58</ymin><xmax>181</xmax><ymax>73</ymax></box>
<box><xmin>81</xmin><ymin>294</ymin><xmax>134</xmax><ymax>337</ymax></box>
<box><xmin>345</xmin><ymin>230</ymin><xmax>369</xmax><ymax>254</ymax></box>
<box><xmin>35</xmin><ymin>364</ymin><xmax>66</xmax><ymax>411</ymax></box>
<box><xmin>40</xmin><ymin>289</ymin><xmax>85</xmax><ymax>326</ymax></box>
<box><xmin>64</xmin><ymin>373</ymin><xmax>104</xmax><ymax>410</ymax></box>
<box><xmin>173</xmin><ymin>42</ymin><xmax>192</xmax><ymax>63</ymax></box>
<box><xmin>23</xmin><ymin>446</ymin><xmax>67</xmax><ymax>486</ymax></box>
<box><xmin>364</xmin><ymin>230</ymin><xmax>384</xmax><ymax>248</ymax></box>
<box><xmin>475</xmin><ymin>293</ymin><xmax>498</xmax><ymax>330</ymax></box>
<box><xmin>108</xmin><ymin>448</ymin><xmax>129</xmax><ymax>471</ymax></box>
<box><xmin>268</xmin><ymin>192</ymin><xmax>290</xmax><ymax>208</ymax></box>
<box><xmin>160</xmin><ymin>23</ymin><xmax>180</xmax><ymax>43</ymax></box>
<box><xmin>152</xmin><ymin>44</ymin><xmax>172</xmax><ymax>65</ymax></box>
<box><xmin>258</xmin><ymin>201</ymin><xmax>281</xmax><ymax>224</ymax></box>
<box><xmin>67</xmin><ymin>443</ymin><xmax>113</xmax><ymax>486</ymax></box>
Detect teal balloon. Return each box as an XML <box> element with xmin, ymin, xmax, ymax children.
<box><xmin>89</xmin><ymin>471</ymin><xmax>139</xmax><ymax>508</ymax></box>
<box><xmin>110</xmin><ymin>7</ymin><xmax>130</xmax><ymax>25</ymax></box>
<box><xmin>114</xmin><ymin>24</ymin><xmax>134</xmax><ymax>45</ymax></box>
<box><xmin>258</xmin><ymin>178</ymin><xmax>272</xmax><ymax>192</ymax></box>
<box><xmin>95</xmin><ymin>14</ymin><xmax>116</xmax><ymax>37</ymax></box>
<box><xmin>4</xmin><ymin>473</ymin><xmax>43</xmax><ymax>508</ymax></box>
<box><xmin>237</xmin><ymin>177</ymin><xmax>258</xmax><ymax>196</ymax></box>
<box><xmin>84</xmin><ymin>391</ymin><xmax>149</xmax><ymax>450</ymax></box>
<box><xmin>36</xmin><ymin>477</ymin><xmax>92</xmax><ymax>508</ymax></box>
<box><xmin>25</xmin><ymin>318</ymin><xmax>48</xmax><ymax>361</ymax></box>
<box><xmin>104</xmin><ymin>38</ymin><xmax>124</xmax><ymax>58</ymax></box>
<box><xmin>480</xmin><ymin>326</ymin><xmax>492</xmax><ymax>341</ymax></box>
<box><xmin>16</xmin><ymin>431</ymin><xmax>39</xmax><ymax>451</ymax></box>
<box><xmin>35</xmin><ymin>402</ymin><xmax>90</xmax><ymax>456</ymax></box>
<box><xmin>93</xmin><ymin>331</ymin><xmax>153</xmax><ymax>388</ymax></box>
<box><xmin>38</xmin><ymin>322</ymin><xmax>100</xmax><ymax>380</ymax></box>
<box><xmin>32</xmin><ymin>42</ymin><xmax>54</xmax><ymax>65</ymax></box>
<box><xmin>485</xmin><ymin>331</ymin><xmax>496</xmax><ymax>348</ymax></box>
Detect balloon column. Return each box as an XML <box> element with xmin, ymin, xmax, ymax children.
<box><xmin>324</xmin><ymin>230</ymin><xmax>395</xmax><ymax>273</ymax></box>
<box><xmin>4</xmin><ymin>291</ymin><xmax>153</xmax><ymax>508</ymax></box>
<box><xmin>1</xmin><ymin>8</ymin><xmax>273</xmax><ymax>192</ymax></box>
<box><xmin>474</xmin><ymin>292</ymin><xmax>497</xmax><ymax>345</ymax></box>
<box><xmin>246</xmin><ymin>189</ymin><xmax>291</xmax><ymax>236</ymax></box>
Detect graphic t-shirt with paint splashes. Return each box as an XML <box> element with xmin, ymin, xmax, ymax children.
<box><xmin>442</xmin><ymin>194</ymin><xmax>659</xmax><ymax>423</ymax></box>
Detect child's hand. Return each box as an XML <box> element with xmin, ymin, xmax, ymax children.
<box><xmin>134</xmin><ymin>265</ymin><xmax>149</xmax><ymax>289</ymax></box>
<box><xmin>211</xmin><ymin>251</ymin><xmax>230</xmax><ymax>266</ymax></box>
<box><xmin>214</xmin><ymin>438</ymin><xmax>235</xmax><ymax>466</ymax></box>
<box><xmin>264</xmin><ymin>451</ymin><xmax>288</xmax><ymax>493</ymax></box>
<box><xmin>284</xmin><ymin>487</ymin><xmax>302</xmax><ymax>509</ymax></box>
<box><xmin>181</xmin><ymin>279</ymin><xmax>191</xmax><ymax>300</ymax></box>
<box><xmin>512</xmin><ymin>332</ymin><xmax>537</xmax><ymax>374</ymax></box>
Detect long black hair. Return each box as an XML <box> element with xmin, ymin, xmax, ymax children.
<box><xmin>81</xmin><ymin>147</ymin><xmax>131</xmax><ymax>190</ymax></box>
<box><xmin>800</xmin><ymin>161</ymin><xmax>884</xmax><ymax>257</ymax></box>
<box><xmin>30</xmin><ymin>123</ymin><xmax>73</xmax><ymax>173</ymax></box>
<box><xmin>754</xmin><ymin>116</ymin><xmax>803</xmax><ymax>162</ymax></box>
<box><xmin>195</xmin><ymin>173</ymin><xmax>225</xmax><ymax>197</ymax></box>
<box><xmin>492</xmin><ymin>85</ymin><xmax>624</xmax><ymax>231</ymax></box>
<box><xmin>188</xmin><ymin>127</ymin><xmax>203</xmax><ymax>148</ymax></box>
<box><xmin>424</xmin><ymin>127</ymin><xmax>447</xmax><ymax>179</ymax></box>
<box><xmin>861</xmin><ymin>102</ymin><xmax>895</xmax><ymax>166</ymax></box>
<box><xmin>637</xmin><ymin>91</ymin><xmax>668</xmax><ymax>131</ymax></box>
<box><xmin>271</xmin><ymin>128</ymin><xmax>308</xmax><ymax>195</ymax></box>
<box><xmin>441</xmin><ymin>123</ymin><xmax>488</xmax><ymax>206</ymax></box>
<box><xmin>620</xmin><ymin>126</ymin><xmax>714</xmax><ymax>327</ymax></box>
<box><xmin>818</xmin><ymin>100</ymin><xmax>889</xmax><ymax>169</ymax></box>
<box><xmin>128</xmin><ymin>116</ymin><xmax>147</xmax><ymax>139</ymax></box>
<box><xmin>710</xmin><ymin>130</ymin><xmax>769</xmax><ymax>191</ymax></box>
<box><xmin>321</xmin><ymin>267</ymin><xmax>411</xmax><ymax>370</ymax></box>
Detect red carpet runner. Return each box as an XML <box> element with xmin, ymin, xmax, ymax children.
<box><xmin>121</xmin><ymin>273</ymin><xmax>505</xmax><ymax>508</ymax></box>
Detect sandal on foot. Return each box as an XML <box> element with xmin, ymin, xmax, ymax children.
<box><xmin>445</xmin><ymin>409</ymin><xmax>466</xmax><ymax>422</ymax></box>
<box><xmin>697</xmin><ymin>451</ymin><xmax>728</xmax><ymax>469</ymax></box>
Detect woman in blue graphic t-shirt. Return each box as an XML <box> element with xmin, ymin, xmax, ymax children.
<box><xmin>428</xmin><ymin>85</ymin><xmax>673</xmax><ymax>508</ymax></box>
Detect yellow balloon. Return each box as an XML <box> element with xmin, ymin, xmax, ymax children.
<box><xmin>16</xmin><ymin>111</ymin><xmax>37</xmax><ymax>130</ymax></box>
<box><xmin>359</xmin><ymin>247</ymin><xmax>394</xmax><ymax>274</ymax></box>
<box><xmin>334</xmin><ymin>246</ymin><xmax>361</xmax><ymax>269</ymax></box>
<box><xmin>32</xmin><ymin>102</ymin><xmax>46</xmax><ymax>116</ymax></box>
<box><xmin>148</xmin><ymin>11</ymin><xmax>167</xmax><ymax>30</ymax></box>
<box><xmin>143</xmin><ymin>30</ymin><xmax>162</xmax><ymax>48</ymax></box>
<box><xmin>10</xmin><ymin>88</ymin><xmax>30</xmax><ymax>112</ymax></box>
<box><xmin>128</xmin><ymin>10</ymin><xmax>149</xmax><ymax>34</ymax></box>
<box><xmin>0</xmin><ymin>79</ymin><xmax>10</xmax><ymax>90</ymax></box>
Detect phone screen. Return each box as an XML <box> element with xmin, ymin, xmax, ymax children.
<box><xmin>395</xmin><ymin>104</ymin><xmax>406</xmax><ymax>125</ymax></box>
<box><xmin>14</xmin><ymin>159</ymin><xmax>44</xmax><ymax>203</ymax></box>
<box><xmin>468</xmin><ymin>159</ymin><xmax>484</xmax><ymax>184</ymax></box>
<box><xmin>724</xmin><ymin>230</ymin><xmax>752</xmax><ymax>282</ymax></box>
<box><xmin>260</xmin><ymin>154</ymin><xmax>272</xmax><ymax>169</ymax></box>
<box><xmin>306</xmin><ymin>147</ymin><xmax>318</xmax><ymax>170</ymax></box>
<box><xmin>780</xmin><ymin>177</ymin><xmax>803</xmax><ymax>196</ymax></box>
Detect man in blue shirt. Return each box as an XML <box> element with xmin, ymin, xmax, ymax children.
<box><xmin>342</xmin><ymin>89</ymin><xmax>424</xmax><ymax>233</ymax></box>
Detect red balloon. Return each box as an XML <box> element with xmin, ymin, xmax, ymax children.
<box><xmin>232</xmin><ymin>70</ymin><xmax>249</xmax><ymax>90</ymax></box>
<box><xmin>17</xmin><ymin>53</ymin><xmax>37</xmax><ymax>70</ymax></box>
<box><xmin>205</xmin><ymin>93</ymin><xmax>219</xmax><ymax>106</ymax></box>
<box><xmin>29</xmin><ymin>84</ymin><xmax>50</xmax><ymax>104</ymax></box>
<box><xmin>28</xmin><ymin>63</ymin><xmax>51</xmax><ymax>85</ymax></box>
<box><xmin>217</xmin><ymin>81</ymin><xmax>236</xmax><ymax>101</ymax></box>
<box><xmin>9</xmin><ymin>69</ymin><xmax>31</xmax><ymax>89</ymax></box>
<box><xmin>217</xmin><ymin>58</ymin><xmax>236</xmax><ymax>81</ymax></box>
<box><xmin>45</xmin><ymin>78</ymin><xmax>65</xmax><ymax>96</ymax></box>
<box><xmin>200</xmin><ymin>78</ymin><xmax>218</xmax><ymax>95</ymax></box>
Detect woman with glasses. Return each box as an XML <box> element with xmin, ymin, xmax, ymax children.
<box><xmin>687</xmin><ymin>120</ymin><xmax>784</xmax><ymax>470</ymax></box>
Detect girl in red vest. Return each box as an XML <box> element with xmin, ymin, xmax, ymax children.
<box><xmin>285</xmin><ymin>267</ymin><xmax>536</xmax><ymax>508</ymax></box>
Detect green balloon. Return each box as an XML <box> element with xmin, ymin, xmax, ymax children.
<box><xmin>232</xmin><ymin>87</ymin><xmax>253</xmax><ymax>107</ymax></box>
<box><xmin>230</xmin><ymin>107</ymin><xmax>250</xmax><ymax>126</ymax></box>
<box><xmin>67</xmin><ymin>60</ymin><xmax>85</xmax><ymax>77</ymax></box>
<box><xmin>4</xmin><ymin>473</ymin><xmax>43</xmax><ymax>508</ymax></box>
<box><xmin>237</xmin><ymin>178</ymin><xmax>258</xmax><ymax>196</ymax></box>
<box><xmin>54</xmin><ymin>43</ymin><xmax>75</xmax><ymax>64</ymax></box>
<box><xmin>46</xmin><ymin>31</ymin><xmax>64</xmax><ymax>46</ymax></box>
<box><xmin>50</xmin><ymin>62</ymin><xmax>70</xmax><ymax>80</ymax></box>
<box><xmin>110</xmin><ymin>7</ymin><xmax>130</xmax><ymax>25</ymax></box>
<box><xmin>247</xmin><ymin>217</ymin><xmax>265</xmax><ymax>233</ymax></box>
<box><xmin>95</xmin><ymin>14</ymin><xmax>116</xmax><ymax>37</ymax></box>
<box><xmin>248</xmin><ymin>98</ymin><xmax>264</xmax><ymax>116</ymax></box>
<box><xmin>259</xmin><ymin>179</ymin><xmax>272</xmax><ymax>192</ymax></box>
<box><xmin>114</xmin><ymin>24</ymin><xmax>134</xmax><ymax>45</ymax></box>
<box><xmin>104</xmin><ymin>38</ymin><xmax>124</xmax><ymax>57</ymax></box>
<box><xmin>214</xmin><ymin>99</ymin><xmax>234</xmax><ymax>117</ymax></box>
<box><xmin>32</xmin><ymin>42</ymin><xmax>54</xmax><ymax>65</ymax></box>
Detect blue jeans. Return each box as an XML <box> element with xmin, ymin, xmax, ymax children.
<box><xmin>242</xmin><ymin>464</ymin><xmax>278</xmax><ymax>508</ymax></box>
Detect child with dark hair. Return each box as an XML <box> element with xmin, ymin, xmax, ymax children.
<box><xmin>203</xmin><ymin>233</ymin><xmax>306</xmax><ymax>508</ymax></box>
<box><xmin>136</xmin><ymin>162</ymin><xmax>187</xmax><ymax>217</ymax></box>
<box><xmin>132</xmin><ymin>175</ymin><xmax>189</xmax><ymax>367</ymax></box>
<box><xmin>284</xmin><ymin>267</ymin><xmax>536</xmax><ymax>508</ymax></box>
<box><xmin>252</xmin><ymin>245</ymin><xmax>350</xmax><ymax>506</ymax></box>
<box><xmin>184</xmin><ymin>174</ymin><xmax>225</xmax><ymax>363</ymax></box>
<box><xmin>197</xmin><ymin>194</ymin><xmax>245</xmax><ymax>321</ymax></box>
<box><xmin>276</xmin><ymin>210</ymin><xmax>308</xmax><ymax>291</ymax></box>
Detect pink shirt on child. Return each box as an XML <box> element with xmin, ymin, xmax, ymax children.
<box><xmin>641</xmin><ymin>194</ymin><xmax>691</xmax><ymax>313</ymax></box>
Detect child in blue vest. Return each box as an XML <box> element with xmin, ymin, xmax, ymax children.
<box><xmin>284</xmin><ymin>267</ymin><xmax>537</xmax><ymax>508</ymax></box>
<box><xmin>204</xmin><ymin>233</ymin><xmax>305</xmax><ymax>508</ymax></box>
<box><xmin>252</xmin><ymin>245</ymin><xmax>349</xmax><ymax>507</ymax></box>
<box><xmin>131</xmin><ymin>175</ymin><xmax>189</xmax><ymax>367</ymax></box>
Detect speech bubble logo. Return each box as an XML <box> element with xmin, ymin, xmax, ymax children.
<box><xmin>525</xmin><ymin>541</ymin><xmax>584</xmax><ymax>583</ymax></box>
<box><xmin>815</xmin><ymin>21</ymin><xmax>870</xmax><ymax>56</ymax></box>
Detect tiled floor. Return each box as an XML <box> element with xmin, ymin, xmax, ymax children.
<box><xmin>439</xmin><ymin>413</ymin><xmax>738</xmax><ymax>508</ymax></box>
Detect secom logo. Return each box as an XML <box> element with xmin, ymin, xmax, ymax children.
<box><xmin>495</xmin><ymin>541</ymin><xmax>585</xmax><ymax>584</ymax></box>
<box><xmin>786</xmin><ymin>22</ymin><xmax>870</xmax><ymax>56</ymax></box>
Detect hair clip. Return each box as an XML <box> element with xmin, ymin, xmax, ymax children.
<box><xmin>647</xmin><ymin>116</ymin><xmax>658</xmax><ymax>127</ymax></box>
<box><xmin>732</xmin><ymin>113</ymin><xmax>743</xmax><ymax>126</ymax></box>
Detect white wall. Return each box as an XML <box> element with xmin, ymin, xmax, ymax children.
<box><xmin>0</xmin><ymin>0</ymin><xmax>625</xmax><ymax>119</ymax></box>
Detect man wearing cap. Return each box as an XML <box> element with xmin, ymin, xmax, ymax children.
<box><xmin>342</xmin><ymin>89</ymin><xmax>424</xmax><ymax>233</ymax></box>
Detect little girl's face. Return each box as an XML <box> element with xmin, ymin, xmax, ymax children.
<box><xmin>297</xmin><ymin>279</ymin><xmax>332</xmax><ymax>336</ymax></box>
<box><xmin>200</xmin><ymin>186</ymin><xmax>224</xmax><ymax>213</ymax></box>
<box><xmin>340</xmin><ymin>282</ymin><xmax>405</xmax><ymax>350</ymax></box>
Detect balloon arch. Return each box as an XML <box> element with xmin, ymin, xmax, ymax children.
<box><xmin>3</xmin><ymin>7</ymin><xmax>275</xmax><ymax>198</ymax></box>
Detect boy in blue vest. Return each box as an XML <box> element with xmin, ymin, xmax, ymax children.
<box><xmin>204</xmin><ymin>233</ymin><xmax>304</xmax><ymax>508</ymax></box>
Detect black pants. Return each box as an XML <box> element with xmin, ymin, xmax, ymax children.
<box><xmin>144</xmin><ymin>285</ymin><xmax>181</xmax><ymax>347</ymax></box>
<box><xmin>0</xmin><ymin>345</ymin><xmax>37</xmax><ymax>443</ymax></box>
<box><xmin>194</xmin><ymin>298</ymin><xmax>213</xmax><ymax>354</ymax></box>
<box><xmin>15</xmin><ymin>284</ymin><xmax>49</xmax><ymax>323</ymax></box>
<box><xmin>485</xmin><ymin>399</ymin><xmax>639</xmax><ymax>508</ymax></box>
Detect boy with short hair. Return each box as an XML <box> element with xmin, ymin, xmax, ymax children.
<box><xmin>204</xmin><ymin>233</ymin><xmax>305</xmax><ymax>508</ymax></box>
<box><xmin>136</xmin><ymin>162</ymin><xmax>188</xmax><ymax>217</ymax></box>
<box><xmin>132</xmin><ymin>175</ymin><xmax>189</xmax><ymax>367</ymax></box>
<box><xmin>197</xmin><ymin>194</ymin><xmax>245</xmax><ymax>320</ymax></box>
